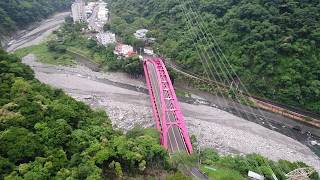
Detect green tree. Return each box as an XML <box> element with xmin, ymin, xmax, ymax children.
<box><xmin>123</xmin><ymin>56</ymin><xmax>143</xmax><ymax>76</ymax></box>
<box><xmin>0</xmin><ymin>127</ymin><xmax>43</xmax><ymax>164</ymax></box>
<box><xmin>0</xmin><ymin>157</ymin><xmax>14</xmax><ymax>179</ymax></box>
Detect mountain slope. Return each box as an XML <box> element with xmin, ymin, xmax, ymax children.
<box><xmin>109</xmin><ymin>0</ymin><xmax>320</xmax><ymax>113</ymax></box>
<box><xmin>0</xmin><ymin>0</ymin><xmax>72</xmax><ymax>36</ymax></box>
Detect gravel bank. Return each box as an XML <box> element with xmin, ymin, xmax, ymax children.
<box><xmin>184</xmin><ymin>103</ymin><xmax>320</xmax><ymax>168</ymax></box>
<box><xmin>22</xmin><ymin>54</ymin><xmax>320</xmax><ymax>171</ymax></box>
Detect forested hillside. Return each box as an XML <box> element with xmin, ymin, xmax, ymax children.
<box><xmin>109</xmin><ymin>0</ymin><xmax>320</xmax><ymax>113</ymax></box>
<box><xmin>0</xmin><ymin>49</ymin><xmax>170</xmax><ymax>179</ymax></box>
<box><xmin>0</xmin><ymin>0</ymin><xmax>72</xmax><ymax>35</ymax></box>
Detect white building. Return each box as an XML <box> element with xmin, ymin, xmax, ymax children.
<box><xmin>134</xmin><ymin>29</ymin><xmax>156</xmax><ymax>44</ymax></box>
<box><xmin>97</xmin><ymin>11</ymin><xmax>108</xmax><ymax>22</ymax></box>
<box><xmin>87</xmin><ymin>2</ymin><xmax>96</xmax><ymax>10</ymax></box>
<box><xmin>144</xmin><ymin>48</ymin><xmax>154</xmax><ymax>56</ymax></box>
<box><xmin>114</xmin><ymin>43</ymin><xmax>135</xmax><ymax>58</ymax></box>
<box><xmin>134</xmin><ymin>29</ymin><xmax>149</xmax><ymax>40</ymax></box>
<box><xmin>96</xmin><ymin>32</ymin><xmax>116</xmax><ymax>45</ymax></box>
<box><xmin>97</xmin><ymin>2</ymin><xmax>108</xmax><ymax>22</ymax></box>
<box><xmin>71</xmin><ymin>0</ymin><xmax>87</xmax><ymax>22</ymax></box>
<box><xmin>85</xmin><ymin>2</ymin><xmax>96</xmax><ymax>16</ymax></box>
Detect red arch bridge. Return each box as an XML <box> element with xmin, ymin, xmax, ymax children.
<box><xmin>143</xmin><ymin>57</ymin><xmax>193</xmax><ymax>154</ymax></box>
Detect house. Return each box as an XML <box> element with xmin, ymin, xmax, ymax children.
<box><xmin>134</xmin><ymin>29</ymin><xmax>149</xmax><ymax>40</ymax></box>
<box><xmin>114</xmin><ymin>43</ymin><xmax>136</xmax><ymax>58</ymax></box>
<box><xmin>144</xmin><ymin>48</ymin><xmax>154</xmax><ymax>56</ymax></box>
<box><xmin>146</xmin><ymin>37</ymin><xmax>156</xmax><ymax>44</ymax></box>
<box><xmin>134</xmin><ymin>29</ymin><xmax>156</xmax><ymax>44</ymax></box>
<box><xmin>71</xmin><ymin>0</ymin><xmax>87</xmax><ymax>22</ymax></box>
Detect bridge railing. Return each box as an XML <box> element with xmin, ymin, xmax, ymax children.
<box><xmin>143</xmin><ymin>57</ymin><xmax>193</xmax><ymax>154</ymax></box>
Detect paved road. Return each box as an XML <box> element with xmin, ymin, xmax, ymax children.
<box><xmin>190</xmin><ymin>167</ymin><xmax>208</xmax><ymax>179</ymax></box>
<box><xmin>146</xmin><ymin>61</ymin><xmax>208</xmax><ymax>179</ymax></box>
<box><xmin>6</xmin><ymin>12</ymin><xmax>70</xmax><ymax>52</ymax></box>
<box><xmin>147</xmin><ymin>62</ymin><xmax>188</xmax><ymax>153</ymax></box>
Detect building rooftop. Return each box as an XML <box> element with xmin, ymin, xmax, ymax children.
<box><xmin>114</xmin><ymin>43</ymin><xmax>136</xmax><ymax>58</ymax></box>
<box><xmin>134</xmin><ymin>29</ymin><xmax>149</xmax><ymax>40</ymax></box>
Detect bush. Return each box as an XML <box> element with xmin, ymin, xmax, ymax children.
<box><xmin>123</xmin><ymin>56</ymin><xmax>143</xmax><ymax>76</ymax></box>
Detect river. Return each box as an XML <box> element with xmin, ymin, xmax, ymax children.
<box><xmin>6</xmin><ymin>11</ymin><xmax>320</xmax><ymax>171</ymax></box>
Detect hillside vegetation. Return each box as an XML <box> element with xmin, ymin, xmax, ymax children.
<box><xmin>0</xmin><ymin>49</ymin><xmax>169</xmax><ymax>179</ymax></box>
<box><xmin>1</xmin><ymin>46</ymin><xmax>318</xmax><ymax>179</ymax></box>
<box><xmin>46</xmin><ymin>18</ymin><xmax>144</xmax><ymax>76</ymax></box>
<box><xmin>109</xmin><ymin>0</ymin><xmax>320</xmax><ymax>113</ymax></box>
<box><xmin>0</xmin><ymin>0</ymin><xmax>72</xmax><ymax>36</ymax></box>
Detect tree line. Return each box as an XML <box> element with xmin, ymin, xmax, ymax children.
<box><xmin>108</xmin><ymin>0</ymin><xmax>320</xmax><ymax>113</ymax></box>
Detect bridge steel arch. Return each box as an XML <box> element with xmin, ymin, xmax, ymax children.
<box><xmin>143</xmin><ymin>57</ymin><xmax>193</xmax><ymax>154</ymax></box>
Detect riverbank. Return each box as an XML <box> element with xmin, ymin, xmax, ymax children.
<box><xmin>21</xmin><ymin>53</ymin><xmax>320</xmax><ymax>171</ymax></box>
<box><xmin>6</xmin><ymin>8</ymin><xmax>320</xmax><ymax>171</ymax></box>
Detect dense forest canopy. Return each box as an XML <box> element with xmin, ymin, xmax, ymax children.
<box><xmin>0</xmin><ymin>49</ymin><xmax>170</xmax><ymax>179</ymax></box>
<box><xmin>0</xmin><ymin>0</ymin><xmax>72</xmax><ymax>35</ymax></box>
<box><xmin>109</xmin><ymin>0</ymin><xmax>320</xmax><ymax>113</ymax></box>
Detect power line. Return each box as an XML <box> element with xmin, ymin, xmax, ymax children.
<box><xmin>184</xmin><ymin>0</ymin><xmax>314</xmax><ymax>174</ymax></box>
<box><xmin>176</xmin><ymin>1</ymin><xmax>267</xmax><ymax>175</ymax></box>
<box><xmin>176</xmin><ymin>0</ymin><xmax>293</xmax><ymax>177</ymax></box>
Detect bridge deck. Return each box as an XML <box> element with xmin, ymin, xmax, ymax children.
<box><xmin>143</xmin><ymin>58</ymin><xmax>192</xmax><ymax>154</ymax></box>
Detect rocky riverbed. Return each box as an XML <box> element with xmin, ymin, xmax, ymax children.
<box><xmin>6</xmin><ymin>9</ymin><xmax>319</xmax><ymax>171</ymax></box>
<box><xmin>22</xmin><ymin>54</ymin><xmax>320</xmax><ymax>171</ymax></box>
